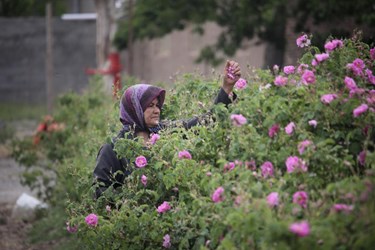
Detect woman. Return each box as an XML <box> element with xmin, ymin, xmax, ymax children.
<box><xmin>93</xmin><ymin>60</ymin><xmax>241</xmax><ymax>198</ymax></box>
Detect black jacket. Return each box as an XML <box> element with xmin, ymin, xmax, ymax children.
<box><xmin>93</xmin><ymin>88</ymin><xmax>236</xmax><ymax>198</ymax></box>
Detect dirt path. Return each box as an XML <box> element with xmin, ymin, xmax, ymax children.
<box><xmin>0</xmin><ymin>120</ymin><xmax>59</xmax><ymax>250</ymax></box>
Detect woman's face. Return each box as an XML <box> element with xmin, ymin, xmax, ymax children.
<box><xmin>144</xmin><ymin>98</ymin><xmax>161</xmax><ymax>128</ymax></box>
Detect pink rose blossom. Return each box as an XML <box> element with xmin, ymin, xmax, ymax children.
<box><xmin>370</xmin><ymin>48</ymin><xmax>375</xmax><ymax>60</ymax></box>
<box><xmin>293</xmin><ymin>191</ymin><xmax>308</xmax><ymax>208</ymax></box>
<box><xmin>315</xmin><ymin>53</ymin><xmax>329</xmax><ymax>63</ymax></box>
<box><xmin>320</xmin><ymin>94</ymin><xmax>338</xmax><ymax>104</ymax></box>
<box><xmin>311</xmin><ymin>59</ymin><xmax>318</xmax><ymax>67</ymax></box>
<box><xmin>349</xmin><ymin>88</ymin><xmax>365</xmax><ymax>98</ymax></box>
<box><xmin>297</xmin><ymin>64</ymin><xmax>309</xmax><ymax>74</ymax></box>
<box><xmin>235</xmin><ymin>78</ymin><xmax>247</xmax><ymax>90</ymax></box>
<box><xmin>224</xmin><ymin>162</ymin><xmax>236</xmax><ymax>172</ymax></box>
<box><xmin>358</xmin><ymin>150</ymin><xmax>366</xmax><ymax>166</ymax></box>
<box><xmin>141</xmin><ymin>175</ymin><xmax>148</xmax><ymax>186</ymax></box>
<box><xmin>301</xmin><ymin>70</ymin><xmax>316</xmax><ymax>85</ymax></box>
<box><xmin>296</xmin><ymin>34</ymin><xmax>311</xmax><ymax>48</ymax></box>
<box><xmin>230</xmin><ymin>114</ymin><xmax>247</xmax><ymax>127</ymax></box>
<box><xmin>261</xmin><ymin>161</ymin><xmax>274</xmax><ymax>178</ymax></box>
<box><xmin>226</xmin><ymin>66</ymin><xmax>235</xmax><ymax>80</ymax></box>
<box><xmin>332</xmin><ymin>204</ymin><xmax>354</xmax><ymax>214</ymax></box>
<box><xmin>324</xmin><ymin>39</ymin><xmax>343</xmax><ymax>52</ymax></box>
<box><xmin>66</xmin><ymin>222</ymin><xmax>78</xmax><ymax>233</ymax></box>
<box><xmin>285</xmin><ymin>122</ymin><xmax>296</xmax><ymax>135</ymax></box>
<box><xmin>212</xmin><ymin>186</ymin><xmax>225</xmax><ymax>203</ymax></box>
<box><xmin>365</xmin><ymin>69</ymin><xmax>375</xmax><ymax>85</ymax></box>
<box><xmin>178</xmin><ymin>150</ymin><xmax>192</xmax><ymax>159</ymax></box>
<box><xmin>85</xmin><ymin>213</ymin><xmax>98</xmax><ymax>227</ymax></box>
<box><xmin>298</xmin><ymin>140</ymin><xmax>312</xmax><ymax>155</ymax></box>
<box><xmin>308</xmin><ymin>120</ymin><xmax>317</xmax><ymax>128</ymax></box>
<box><xmin>268</xmin><ymin>124</ymin><xmax>280</xmax><ymax>138</ymax></box>
<box><xmin>286</xmin><ymin>156</ymin><xmax>307</xmax><ymax>173</ymax></box>
<box><xmin>353</xmin><ymin>104</ymin><xmax>368</xmax><ymax>117</ymax></box>
<box><xmin>274</xmin><ymin>75</ymin><xmax>288</xmax><ymax>86</ymax></box>
<box><xmin>289</xmin><ymin>221</ymin><xmax>310</xmax><ymax>237</ymax></box>
<box><xmin>135</xmin><ymin>155</ymin><xmax>147</xmax><ymax>168</ymax></box>
<box><xmin>157</xmin><ymin>201</ymin><xmax>171</xmax><ymax>213</ymax></box>
<box><xmin>206</xmin><ymin>171</ymin><xmax>212</xmax><ymax>176</ymax></box>
<box><xmin>163</xmin><ymin>234</ymin><xmax>171</xmax><ymax>248</ymax></box>
<box><xmin>150</xmin><ymin>133</ymin><xmax>160</xmax><ymax>145</ymax></box>
<box><xmin>283</xmin><ymin>65</ymin><xmax>295</xmax><ymax>75</ymax></box>
<box><xmin>344</xmin><ymin>76</ymin><xmax>357</xmax><ymax>91</ymax></box>
<box><xmin>266</xmin><ymin>192</ymin><xmax>279</xmax><ymax>207</ymax></box>
<box><xmin>347</xmin><ymin>58</ymin><xmax>365</xmax><ymax>76</ymax></box>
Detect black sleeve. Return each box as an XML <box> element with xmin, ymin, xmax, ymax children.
<box><xmin>93</xmin><ymin>143</ymin><xmax>130</xmax><ymax>199</ymax></box>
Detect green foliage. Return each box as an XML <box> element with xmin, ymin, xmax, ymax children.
<box><xmin>114</xmin><ymin>0</ymin><xmax>375</xmax><ymax>66</ymax></box>
<box><xmin>0</xmin><ymin>0</ymin><xmax>67</xmax><ymax>16</ymax></box>
<box><xmin>13</xmin><ymin>37</ymin><xmax>375</xmax><ymax>249</ymax></box>
<box><xmin>61</xmin><ymin>37</ymin><xmax>375</xmax><ymax>249</ymax></box>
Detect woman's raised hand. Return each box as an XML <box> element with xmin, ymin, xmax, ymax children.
<box><xmin>223</xmin><ymin>60</ymin><xmax>241</xmax><ymax>94</ymax></box>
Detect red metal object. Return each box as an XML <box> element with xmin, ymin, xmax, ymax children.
<box><xmin>86</xmin><ymin>52</ymin><xmax>122</xmax><ymax>98</ymax></box>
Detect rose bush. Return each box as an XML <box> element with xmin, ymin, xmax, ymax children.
<box><xmin>14</xmin><ymin>36</ymin><xmax>375</xmax><ymax>249</ymax></box>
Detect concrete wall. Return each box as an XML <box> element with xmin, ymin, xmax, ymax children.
<box><xmin>122</xmin><ymin>22</ymin><xmax>267</xmax><ymax>85</ymax></box>
<box><xmin>0</xmin><ymin>17</ymin><xmax>96</xmax><ymax>105</ymax></box>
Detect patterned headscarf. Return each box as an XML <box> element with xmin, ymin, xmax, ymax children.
<box><xmin>119</xmin><ymin>84</ymin><xmax>166</xmax><ymax>132</ymax></box>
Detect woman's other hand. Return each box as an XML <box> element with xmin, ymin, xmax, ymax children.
<box><xmin>223</xmin><ymin>60</ymin><xmax>241</xmax><ymax>94</ymax></box>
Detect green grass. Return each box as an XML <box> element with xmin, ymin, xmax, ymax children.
<box><xmin>0</xmin><ymin>103</ymin><xmax>47</xmax><ymax>121</ymax></box>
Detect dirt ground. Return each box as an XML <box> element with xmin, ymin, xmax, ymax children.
<box><xmin>0</xmin><ymin>120</ymin><xmax>59</xmax><ymax>250</ymax></box>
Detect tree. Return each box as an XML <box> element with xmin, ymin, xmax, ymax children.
<box><xmin>0</xmin><ymin>0</ymin><xmax>66</xmax><ymax>16</ymax></box>
<box><xmin>113</xmin><ymin>0</ymin><xmax>375</xmax><ymax>67</ymax></box>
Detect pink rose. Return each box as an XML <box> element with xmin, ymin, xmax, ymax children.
<box><xmin>347</xmin><ymin>58</ymin><xmax>365</xmax><ymax>76</ymax></box>
<box><xmin>178</xmin><ymin>150</ymin><xmax>192</xmax><ymax>159</ymax></box>
<box><xmin>285</xmin><ymin>122</ymin><xmax>296</xmax><ymax>135</ymax></box>
<box><xmin>141</xmin><ymin>175</ymin><xmax>147</xmax><ymax>186</ymax></box>
<box><xmin>235</xmin><ymin>78</ymin><xmax>247</xmax><ymax>90</ymax></box>
<box><xmin>320</xmin><ymin>94</ymin><xmax>337</xmax><ymax>104</ymax></box>
<box><xmin>297</xmin><ymin>64</ymin><xmax>309</xmax><ymax>74</ymax></box>
<box><xmin>298</xmin><ymin>140</ymin><xmax>312</xmax><ymax>155</ymax></box>
<box><xmin>224</xmin><ymin>162</ymin><xmax>236</xmax><ymax>172</ymax></box>
<box><xmin>135</xmin><ymin>155</ymin><xmax>148</xmax><ymax>168</ymax></box>
<box><xmin>296</xmin><ymin>34</ymin><xmax>311</xmax><ymax>48</ymax></box>
<box><xmin>266</xmin><ymin>192</ymin><xmax>279</xmax><ymax>207</ymax></box>
<box><xmin>274</xmin><ymin>75</ymin><xmax>288</xmax><ymax>86</ymax></box>
<box><xmin>308</xmin><ymin>120</ymin><xmax>317</xmax><ymax>128</ymax></box>
<box><xmin>85</xmin><ymin>213</ymin><xmax>98</xmax><ymax>227</ymax></box>
<box><xmin>353</xmin><ymin>104</ymin><xmax>368</xmax><ymax>117</ymax></box>
<box><xmin>358</xmin><ymin>150</ymin><xmax>366</xmax><ymax>166</ymax></box>
<box><xmin>289</xmin><ymin>221</ymin><xmax>310</xmax><ymax>237</ymax></box>
<box><xmin>315</xmin><ymin>53</ymin><xmax>329</xmax><ymax>63</ymax></box>
<box><xmin>286</xmin><ymin>156</ymin><xmax>307</xmax><ymax>173</ymax></box>
<box><xmin>163</xmin><ymin>234</ymin><xmax>171</xmax><ymax>248</ymax></box>
<box><xmin>66</xmin><ymin>222</ymin><xmax>78</xmax><ymax>233</ymax></box>
<box><xmin>212</xmin><ymin>187</ymin><xmax>225</xmax><ymax>203</ymax></box>
<box><xmin>301</xmin><ymin>70</ymin><xmax>316</xmax><ymax>85</ymax></box>
<box><xmin>230</xmin><ymin>114</ymin><xmax>247</xmax><ymax>127</ymax></box>
<box><xmin>370</xmin><ymin>48</ymin><xmax>375</xmax><ymax>60</ymax></box>
<box><xmin>150</xmin><ymin>133</ymin><xmax>160</xmax><ymax>145</ymax></box>
<box><xmin>157</xmin><ymin>201</ymin><xmax>171</xmax><ymax>213</ymax></box>
<box><xmin>344</xmin><ymin>76</ymin><xmax>357</xmax><ymax>91</ymax></box>
<box><xmin>324</xmin><ymin>39</ymin><xmax>343</xmax><ymax>52</ymax></box>
<box><xmin>283</xmin><ymin>65</ymin><xmax>295</xmax><ymax>75</ymax></box>
<box><xmin>292</xmin><ymin>191</ymin><xmax>308</xmax><ymax>208</ymax></box>
<box><xmin>261</xmin><ymin>161</ymin><xmax>274</xmax><ymax>178</ymax></box>
<box><xmin>268</xmin><ymin>124</ymin><xmax>280</xmax><ymax>138</ymax></box>
<box><xmin>332</xmin><ymin>204</ymin><xmax>354</xmax><ymax>214</ymax></box>
<box><xmin>365</xmin><ymin>69</ymin><xmax>375</xmax><ymax>85</ymax></box>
